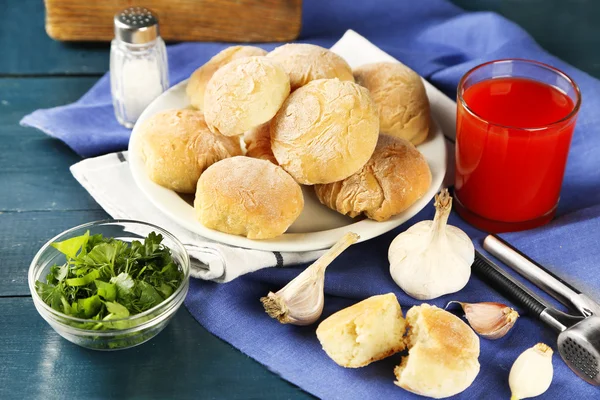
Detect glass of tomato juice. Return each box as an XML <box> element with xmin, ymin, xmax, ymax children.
<box><xmin>454</xmin><ymin>59</ymin><xmax>581</xmax><ymax>232</ymax></box>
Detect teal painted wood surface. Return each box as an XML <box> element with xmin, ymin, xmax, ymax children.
<box><xmin>2</xmin><ymin>1</ymin><xmax>600</xmax><ymax>399</ymax></box>
<box><xmin>0</xmin><ymin>297</ymin><xmax>311</xmax><ymax>400</ymax></box>
<box><xmin>0</xmin><ymin>210</ymin><xmax>108</xmax><ymax>296</ymax></box>
<box><xmin>0</xmin><ymin>0</ymin><xmax>108</xmax><ymax>75</ymax></box>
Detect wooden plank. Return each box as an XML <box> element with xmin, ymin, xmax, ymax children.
<box><xmin>45</xmin><ymin>0</ymin><xmax>302</xmax><ymax>43</ymax></box>
<box><xmin>0</xmin><ymin>210</ymin><xmax>108</xmax><ymax>296</ymax></box>
<box><xmin>0</xmin><ymin>0</ymin><xmax>108</xmax><ymax>75</ymax></box>
<box><xmin>0</xmin><ymin>0</ymin><xmax>598</xmax><ymax>77</ymax></box>
<box><xmin>0</xmin><ymin>78</ymin><xmax>103</xmax><ymax>212</ymax></box>
<box><xmin>0</xmin><ymin>297</ymin><xmax>312</xmax><ymax>400</ymax></box>
<box><xmin>450</xmin><ymin>0</ymin><xmax>600</xmax><ymax>78</ymax></box>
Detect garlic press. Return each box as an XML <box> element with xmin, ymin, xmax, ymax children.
<box><xmin>471</xmin><ymin>236</ymin><xmax>600</xmax><ymax>386</ymax></box>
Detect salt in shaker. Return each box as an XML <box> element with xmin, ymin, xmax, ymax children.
<box><xmin>110</xmin><ymin>7</ymin><xmax>169</xmax><ymax>128</ymax></box>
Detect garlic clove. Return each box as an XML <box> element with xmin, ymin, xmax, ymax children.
<box><xmin>509</xmin><ymin>343</ymin><xmax>554</xmax><ymax>400</ymax></box>
<box><xmin>261</xmin><ymin>232</ymin><xmax>359</xmax><ymax>325</ymax></box>
<box><xmin>447</xmin><ymin>301</ymin><xmax>519</xmax><ymax>340</ymax></box>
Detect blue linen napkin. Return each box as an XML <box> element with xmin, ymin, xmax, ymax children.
<box><xmin>21</xmin><ymin>0</ymin><xmax>600</xmax><ymax>398</ymax></box>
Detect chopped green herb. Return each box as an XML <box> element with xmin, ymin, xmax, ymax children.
<box><xmin>35</xmin><ymin>231</ymin><xmax>183</xmax><ymax>324</ymax></box>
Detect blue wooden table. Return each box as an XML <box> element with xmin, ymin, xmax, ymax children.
<box><xmin>1</xmin><ymin>1</ymin><xmax>599</xmax><ymax>398</ymax></box>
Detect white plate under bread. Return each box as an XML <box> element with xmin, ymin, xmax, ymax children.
<box><xmin>128</xmin><ymin>31</ymin><xmax>449</xmax><ymax>252</ymax></box>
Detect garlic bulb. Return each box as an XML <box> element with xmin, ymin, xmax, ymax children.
<box><xmin>448</xmin><ymin>301</ymin><xmax>519</xmax><ymax>339</ymax></box>
<box><xmin>261</xmin><ymin>232</ymin><xmax>359</xmax><ymax>325</ymax></box>
<box><xmin>509</xmin><ymin>343</ymin><xmax>554</xmax><ymax>400</ymax></box>
<box><xmin>388</xmin><ymin>189</ymin><xmax>474</xmax><ymax>300</ymax></box>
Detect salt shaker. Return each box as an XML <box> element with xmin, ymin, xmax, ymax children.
<box><xmin>110</xmin><ymin>7</ymin><xmax>169</xmax><ymax>128</ymax></box>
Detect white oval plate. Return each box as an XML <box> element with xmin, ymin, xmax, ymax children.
<box><xmin>128</xmin><ymin>41</ymin><xmax>448</xmax><ymax>252</ymax></box>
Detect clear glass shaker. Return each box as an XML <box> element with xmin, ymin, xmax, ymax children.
<box><xmin>110</xmin><ymin>7</ymin><xmax>169</xmax><ymax>128</ymax></box>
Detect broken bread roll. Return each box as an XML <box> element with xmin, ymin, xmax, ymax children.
<box><xmin>271</xmin><ymin>78</ymin><xmax>379</xmax><ymax>185</ymax></box>
<box><xmin>267</xmin><ymin>43</ymin><xmax>354</xmax><ymax>91</ymax></box>
<box><xmin>186</xmin><ymin>45</ymin><xmax>267</xmax><ymax>111</ymax></box>
<box><xmin>204</xmin><ymin>56</ymin><xmax>290</xmax><ymax>137</ymax></box>
<box><xmin>243</xmin><ymin>123</ymin><xmax>277</xmax><ymax>164</ymax></box>
<box><xmin>194</xmin><ymin>156</ymin><xmax>303</xmax><ymax>239</ymax></box>
<box><xmin>354</xmin><ymin>62</ymin><xmax>431</xmax><ymax>146</ymax></box>
<box><xmin>315</xmin><ymin>135</ymin><xmax>432</xmax><ymax>221</ymax></box>
<box><xmin>395</xmin><ymin>304</ymin><xmax>480</xmax><ymax>399</ymax></box>
<box><xmin>316</xmin><ymin>293</ymin><xmax>406</xmax><ymax>368</ymax></box>
<box><xmin>139</xmin><ymin>109</ymin><xmax>242</xmax><ymax>193</ymax></box>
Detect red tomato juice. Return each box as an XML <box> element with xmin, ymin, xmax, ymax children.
<box><xmin>455</xmin><ymin>77</ymin><xmax>577</xmax><ymax>232</ymax></box>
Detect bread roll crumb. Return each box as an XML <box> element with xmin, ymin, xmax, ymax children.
<box><xmin>316</xmin><ymin>293</ymin><xmax>406</xmax><ymax>368</ymax></box>
<box><xmin>394</xmin><ymin>304</ymin><xmax>480</xmax><ymax>398</ymax></box>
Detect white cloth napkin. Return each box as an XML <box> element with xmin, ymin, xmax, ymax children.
<box><xmin>71</xmin><ymin>152</ymin><xmax>325</xmax><ymax>282</ymax></box>
<box><xmin>70</xmin><ymin>30</ymin><xmax>457</xmax><ymax>283</ymax></box>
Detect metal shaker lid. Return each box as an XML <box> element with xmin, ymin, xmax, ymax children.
<box><xmin>114</xmin><ymin>7</ymin><xmax>160</xmax><ymax>44</ymax></box>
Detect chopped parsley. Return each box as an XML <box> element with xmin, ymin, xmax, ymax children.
<box><xmin>36</xmin><ymin>231</ymin><xmax>183</xmax><ymax>324</ymax></box>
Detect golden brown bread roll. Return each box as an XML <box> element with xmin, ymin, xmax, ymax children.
<box><xmin>314</xmin><ymin>135</ymin><xmax>432</xmax><ymax>221</ymax></box>
<box><xmin>316</xmin><ymin>293</ymin><xmax>406</xmax><ymax>368</ymax></box>
<box><xmin>194</xmin><ymin>156</ymin><xmax>303</xmax><ymax>239</ymax></box>
<box><xmin>204</xmin><ymin>56</ymin><xmax>290</xmax><ymax>137</ymax></box>
<box><xmin>394</xmin><ymin>304</ymin><xmax>480</xmax><ymax>398</ymax></box>
<box><xmin>271</xmin><ymin>78</ymin><xmax>379</xmax><ymax>185</ymax></box>
<box><xmin>267</xmin><ymin>43</ymin><xmax>354</xmax><ymax>91</ymax></box>
<box><xmin>243</xmin><ymin>123</ymin><xmax>277</xmax><ymax>164</ymax></box>
<box><xmin>186</xmin><ymin>46</ymin><xmax>267</xmax><ymax>111</ymax></box>
<box><xmin>139</xmin><ymin>109</ymin><xmax>242</xmax><ymax>193</ymax></box>
<box><xmin>354</xmin><ymin>62</ymin><xmax>431</xmax><ymax>145</ymax></box>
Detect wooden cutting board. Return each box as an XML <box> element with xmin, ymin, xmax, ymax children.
<box><xmin>44</xmin><ymin>0</ymin><xmax>302</xmax><ymax>42</ymax></box>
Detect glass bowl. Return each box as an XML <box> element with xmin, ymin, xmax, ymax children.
<box><xmin>28</xmin><ymin>219</ymin><xmax>190</xmax><ymax>351</ymax></box>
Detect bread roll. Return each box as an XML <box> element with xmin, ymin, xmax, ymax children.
<box><xmin>316</xmin><ymin>293</ymin><xmax>406</xmax><ymax>368</ymax></box>
<box><xmin>267</xmin><ymin>43</ymin><xmax>354</xmax><ymax>91</ymax></box>
<box><xmin>315</xmin><ymin>135</ymin><xmax>431</xmax><ymax>221</ymax></box>
<box><xmin>354</xmin><ymin>62</ymin><xmax>430</xmax><ymax>145</ymax></box>
<box><xmin>204</xmin><ymin>57</ymin><xmax>290</xmax><ymax>137</ymax></box>
<box><xmin>243</xmin><ymin>123</ymin><xmax>277</xmax><ymax>164</ymax></box>
<box><xmin>271</xmin><ymin>78</ymin><xmax>379</xmax><ymax>185</ymax></box>
<box><xmin>194</xmin><ymin>156</ymin><xmax>303</xmax><ymax>239</ymax></box>
<box><xmin>186</xmin><ymin>46</ymin><xmax>267</xmax><ymax>111</ymax></box>
<box><xmin>394</xmin><ymin>304</ymin><xmax>480</xmax><ymax>398</ymax></box>
<box><xmin>139</xmin><ymin>109</ymin><xmax>242</xmax><ymax>193</ymax></box>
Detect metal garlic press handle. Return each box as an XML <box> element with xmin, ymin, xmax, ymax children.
<box><xmin>472</xmin><ymin>251</ymin><xmax>583</xmax><ymax>332</ymax></box>
<box><xmin>484</xmin><ymin>235</ymin><xmax>600</xmax><ymax>317</ymax></box>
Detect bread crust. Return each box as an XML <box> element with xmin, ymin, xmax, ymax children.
<box><xmin>271</xmin><ymin>78</ymin><xmax>379</xmax><ymax>185</ymax></box>
<box><xmin>186</xmin><ymin>46</ymin><xmax>267</xmax><ymax>111</ymax></box>
<box><xmin>194</xmin><ymin>156</ymin><xmax>303</xmax><ymax>239</ymax></box>
<box><xmin>315</xmin><ymin>135</ymin><xmax>431</xmax><ymax>221</ymax></box>
<box><xmin>204</xmin><ymin>57</ymin><xmax>290</xmax><ymax>137</ymax></box>
<box><xmin>243</xmin><ymin>123</ymin><xmax>278</xmax><ymax>164</ymax></box>
<box><xmin>354</xmin><ymin>62</ymin><xmax>430</xmax><ymax>145</ymax></box>
<box><xmin>394</xmin><ymin>304</ymin><xmax>480</xmax><ymax>398</ymax></box>
<box><xmin>139</xmin><ymin>109</ymin><xmax>242</xmax><ymax>193</ymax></box>
<box><xmin>267</xmin><ymin>43</ymin><xmax>354</xmax><ymax>91</ymax></box>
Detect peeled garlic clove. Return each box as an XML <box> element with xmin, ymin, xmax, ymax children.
<box><xmin>260</xmin><ymin>232</ymin><xmax>359</xmax><ymax>326</ymax></box>
<box><xmin>448</xmin><ymin>301</ymin><xmax>519</xmax><ymax>340</ymax></box>
<box><xmin>509</xmin><ymin>343</ymin><xmax>554</xmax><ymax>400</ymax></box>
